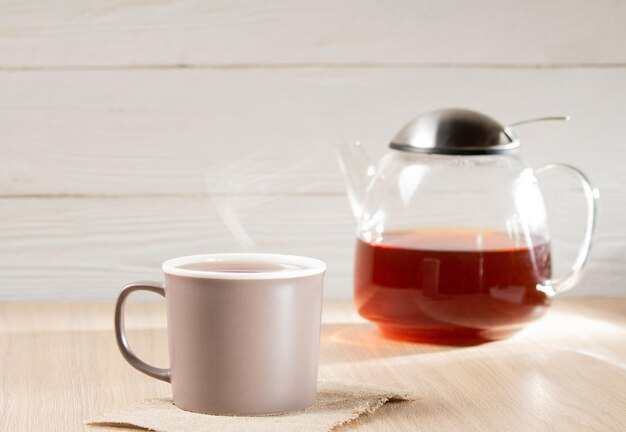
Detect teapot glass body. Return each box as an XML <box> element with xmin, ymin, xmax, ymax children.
<box><xmin>349</xmin><ymin>150</ymin><xmax>595</xmax><ymax>343</ymax></box>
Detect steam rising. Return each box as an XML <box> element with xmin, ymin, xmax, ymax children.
<box><xmin>206</xmin><ymin>152</ymin><xmax>323</xmax><ymax>250</ymax></box>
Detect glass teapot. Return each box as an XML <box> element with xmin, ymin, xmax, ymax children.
<box><xmin>334</xmin><ymin>108</ymin><xmax>597</xmax><ymax>344</ymax></box>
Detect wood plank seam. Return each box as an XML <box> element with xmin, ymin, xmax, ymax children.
<box><xmin>1</xmin><ymin>63</ymin><xmax>626</xmax><ymax>72</ymax></box>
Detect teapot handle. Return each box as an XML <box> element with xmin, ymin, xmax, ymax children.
<box><xmin>535</xmin><ymin>164</ymin><xmax>598</xmax><ymax>294</ymax></box>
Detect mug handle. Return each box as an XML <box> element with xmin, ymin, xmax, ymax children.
<box><xmin>535</xmin><ymin>164</ymin><xmax>599</xmax><ymax>295</ymax></box>
<box><xmin>114</xmin><ymin>281</ymin><xmax>171</xmax><ymax>382</ymax></box>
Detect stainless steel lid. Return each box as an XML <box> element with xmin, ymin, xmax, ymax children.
<box><xmin>389</xmin><ymin>108</ymin><xmax>518</xmax><ymax>155</ymax></box>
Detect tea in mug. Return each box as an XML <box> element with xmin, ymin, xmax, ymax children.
<box><xmin>178</xmin><ymin>261</ymin><xmax>308</xmax><ymax>274</ymax></box>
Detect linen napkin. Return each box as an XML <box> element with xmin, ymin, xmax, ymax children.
<box><xmin>86</xmin><ymin>381</ymin><xmax>417</xmax><ymax>432</ymax></box>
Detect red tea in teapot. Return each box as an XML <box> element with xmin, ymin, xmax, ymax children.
<box><xmin>355</xmin><ymin>229</ymin><xmax>552</xmax><ymax>343</ymax></box>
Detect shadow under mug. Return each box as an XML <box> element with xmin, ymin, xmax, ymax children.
<box><xmin>114</xmin><ymin>253</ymin><xmax>326</xmax><ymax>415</ymax></box>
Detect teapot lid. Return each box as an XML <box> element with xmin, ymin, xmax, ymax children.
<box><xmin>389</xmin><ymin>108</ymin><xmax>518</xmax><ymax>155</ymax></box>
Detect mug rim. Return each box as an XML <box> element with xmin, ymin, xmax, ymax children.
<box><xmin>162</xmin><ymin>253</ymin><xmax>327</xmax><ymax>280</ymax></box>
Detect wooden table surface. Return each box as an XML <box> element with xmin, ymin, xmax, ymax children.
<box><xmin>0</xmin><ymin>298</ymin><xmax>625</xmax><ymax>431</ymax></box>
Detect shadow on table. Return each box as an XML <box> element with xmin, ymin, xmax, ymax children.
<box><xmin>319</xmin><ymin>323</ymin><xmax>469</xmax><ymax>366</ymax></box>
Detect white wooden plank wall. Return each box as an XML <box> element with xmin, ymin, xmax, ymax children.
<box><xmin>0</xmin><ymin>1</ymin><xmax>624</xmax><ymax>300</ymax></box>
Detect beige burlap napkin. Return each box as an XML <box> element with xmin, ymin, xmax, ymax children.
<box><xmin>86</xmin><ymin>381</ymin><xmax>417</xmax><ymax>432</ymax></box>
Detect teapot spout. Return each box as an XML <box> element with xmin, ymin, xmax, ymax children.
<box><xmin>333</xmin><ymin>141</ymin><xmax>377</xmax><ymax>220</ymax></box>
